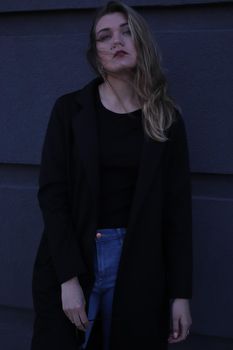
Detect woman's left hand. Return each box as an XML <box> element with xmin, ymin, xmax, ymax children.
<box><xmin>168</xmin><ymin>298</ymin><xmax>192</xmax><ymax>343</ymax></box>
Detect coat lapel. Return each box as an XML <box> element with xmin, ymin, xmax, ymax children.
<box><xmin>71</xmin><ymin>77</ymin><xmax>165</xmax><ymax>229</ymax></box>
<box><xmin>71</xmin><ymin>78</ymin><xmax>101</xmax><ymax>210</ymax></box>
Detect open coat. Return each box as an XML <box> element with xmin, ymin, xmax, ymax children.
<box><xmin>31</xmin><ymin>77</ymin><xmax>193</xmax><ymax>350</ymax></box>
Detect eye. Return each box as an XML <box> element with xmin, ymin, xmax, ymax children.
<box><xmin>97</xmin><ymin>34</ymin><xmax>111</xmax><ymax>42</ymax></box>
<box><xmin>122</xmin><ymin>29</ymin><xmax>131</xmax><ymax>36</ymax></box>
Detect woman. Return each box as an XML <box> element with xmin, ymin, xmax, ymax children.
<box><xmin>31</xmin><ymin>1</ymin><xmax>193</xmax><ymax>350</ymax></box>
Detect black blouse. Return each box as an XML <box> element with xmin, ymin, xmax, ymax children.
<box><xmin>95</xmin><ymin>87</ymin><xmax>144</xmax><ymax>229</ymax></box>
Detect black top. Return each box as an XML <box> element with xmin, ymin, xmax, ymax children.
<box><xmin>95</xmin><ymin>87</ymin><xmax>144</xmax><ymax>229</ymax></box>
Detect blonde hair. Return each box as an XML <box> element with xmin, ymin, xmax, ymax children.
<box><xmin>87</xmin><ymin>1</ymin><xmax>180</xmax><ymax>142</ymax></box>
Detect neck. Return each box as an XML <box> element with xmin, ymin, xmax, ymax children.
<box><xmin>100</xmin><ymin>72</ymin><xmax>141</xmax><ymax>112</ymax></box>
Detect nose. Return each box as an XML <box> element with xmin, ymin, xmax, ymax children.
<box><xmin>111</xmin><ymin>31</ymin><xmax>124</xmax><ymax>48</ymax></box>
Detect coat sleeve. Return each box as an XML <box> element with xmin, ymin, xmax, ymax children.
<box><xmin>37</xmin><ymin>97</ymin><xmax>87</xmax><ymax>285</ymax></box>
<box><xmin>163</xmin><ymin>111</ymin><xmax>193</xmax><ymax>299</ymax></box>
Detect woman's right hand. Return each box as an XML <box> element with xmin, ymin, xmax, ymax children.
<box><xmin>61</xmin><ymin>276</ymin><xmax>89</xmax><ymax>331</ymax></box>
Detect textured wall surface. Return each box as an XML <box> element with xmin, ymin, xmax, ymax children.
<box><xmin>0</xmin><ymin>1</ymin><xmax>232</xmax><ymax>349</ymax></box>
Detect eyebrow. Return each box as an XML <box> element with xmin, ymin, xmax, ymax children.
<box><xmin>96</xmin><ymin>22</ymin><xmax>129</xmax><ymax>35</ymax></box>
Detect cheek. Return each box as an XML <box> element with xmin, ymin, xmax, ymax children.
<box><xmin>127</xmin><ymin>41</ymin><xmax>137</xmax><ymax>61</ymax></box>
<box><xmin>128</xmin><ymin>50</ymin><xmax>137</xmax><ymax>66</ymax></box>
<box><xmin>97</xmin><ymin>47</ymin><xmax>112</xmax><ymax>64</ymax></box>
<box><xmin>132</xmin><ymin>49</ymin><xmax>137</xmax><ymax>61</ymax></box>
<box><xmin>131</xmin><ymin>42</ymin><xmax>137</xmax><ymax>57</ymax></box>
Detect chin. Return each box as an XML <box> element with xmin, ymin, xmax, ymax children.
<box><xmin>105</xmin><ymin>63</ymin><xmax>137</xmax><ymax>75</ymax></box>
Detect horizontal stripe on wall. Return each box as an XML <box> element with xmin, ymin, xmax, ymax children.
<box><xmin>0</xmin><ymin>0</ymin><xmax>232</xmax><ymax>13</ymax></box>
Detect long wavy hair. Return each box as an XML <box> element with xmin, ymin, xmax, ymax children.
<box><xmin>87</xmin><ymin>1</ymin><xmax>180</xmax><ymax>142</ymax></box>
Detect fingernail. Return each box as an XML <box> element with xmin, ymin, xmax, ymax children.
<box><xmin>173</xmin><ymin>332</ymin><xmax>178</xmax><ymax>338</ymax></box>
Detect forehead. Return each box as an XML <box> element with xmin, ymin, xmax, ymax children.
<box><xmin>95</xmin><ymin>12</ymin><xmax>128</xmax><ymax>33</ymax></box>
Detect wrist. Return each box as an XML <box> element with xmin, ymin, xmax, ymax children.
<box><xmin>170</xmin><ymin>298</ymin><xmax>190</xmax><ymax>305</ymax></box>
<box><xmin>61</xmin><ymin>276</ymin><xmax>79</xmax><ymax>287</ymax></box>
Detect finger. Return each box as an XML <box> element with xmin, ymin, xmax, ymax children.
<box><xmin>172</xmin><ymin>317</ymin><xmax>180</xmax><ymax>340</ymax></box>
<box><xmin>167</xmin><ymin>328</ymin><xmax>175</xmax><ymax>340</ymax></box>
<box><xmin>171</xmin><ymin>321</ymin><xmax>189</xmax><ymax>343</ymax></box>
<box><xmin>79</xmin><ymin>309</ymin><xmax>90</xmax><ymax>329</ymax></box>
<box><xmin>168</xmin><ymin>333</ymin><xmax>181</xmax><ymax>343</ymax></box>
<box><xmin>168</xmin><ymin>318</ymin><xmax>182</xmax><ymax>343</ymax></box>
<box><xmin>73</xmin><ymin>313</ymin><xmax>86</xmax><ymax>332</ymax></box>
<box><xmin>180</xmin><ymin>321</ymin><xmax>190</xmax><ymax>340</ymax></box>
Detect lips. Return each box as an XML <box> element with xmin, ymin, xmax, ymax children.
<box><xmin>113</xmin><ymin>50</ymin><xmax>128</xmax><ymax>58</ymax></box>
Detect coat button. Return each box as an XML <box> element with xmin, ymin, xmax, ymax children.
<box><xmin>96</xmin><ymin>232</ymin><xmax>102</xmax><ymax>239</ymax></box>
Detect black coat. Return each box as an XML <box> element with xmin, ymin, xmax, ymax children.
<box><xmin>31</xmin><ymin>77</ymin><xmax>193</xmax><ymax>350</ymax></box>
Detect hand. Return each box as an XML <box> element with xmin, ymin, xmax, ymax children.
<box><xmin>61</xmin><ymin>276</ymin><xmax>89</xmax><ymax>332</ymax></box>
<box><xmin>168</xmin><ymin>298</ymin><xmax>192</xmax><ymax>343</ymax></box>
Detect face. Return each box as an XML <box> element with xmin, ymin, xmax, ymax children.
<box><xmin>95</xmin><ymin>12</ymin><xmax>137</xmax><ymax>75</ymax></box>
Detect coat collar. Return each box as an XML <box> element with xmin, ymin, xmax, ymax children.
<box><xmin>71</xmin><ymin>77</ymin><xmax>165</xmax><ymax>231</ymax></box>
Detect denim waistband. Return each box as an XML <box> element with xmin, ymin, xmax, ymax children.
<box><xmin>95</xmin><ymin>227</ymin><xmax>127</xmax><ymax>241</ymax></box>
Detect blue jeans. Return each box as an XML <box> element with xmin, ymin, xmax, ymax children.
<box><xmin>82</xmin><ymin>227</ymin><xmax>127</xmax><ymax>350</ymax></box>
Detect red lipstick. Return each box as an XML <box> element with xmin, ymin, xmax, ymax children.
<box><xmin>114</xmin><ymin>50</ymin><xmax>128</xmax><ymax>57</ymax></box>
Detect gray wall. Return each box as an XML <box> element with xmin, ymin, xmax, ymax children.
<box><xmin>0</xmin><ymin>1</ymin><xmax>232</xmax><ymax>348</ymax></box>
